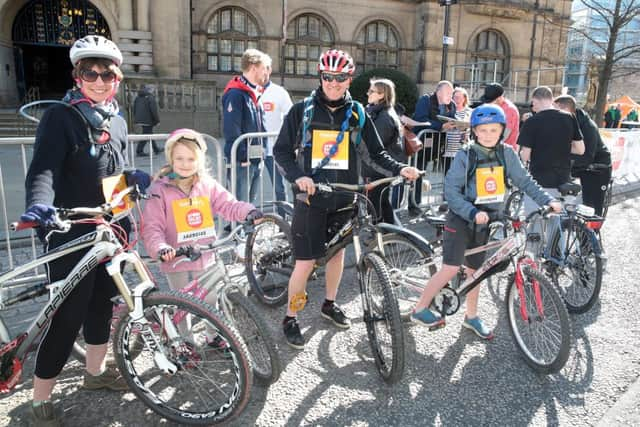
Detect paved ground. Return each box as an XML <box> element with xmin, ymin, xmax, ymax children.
<box><xmin>1</xmin><ymin>196</ymin><xmax>639</xmax><ymax>426</ymax></box>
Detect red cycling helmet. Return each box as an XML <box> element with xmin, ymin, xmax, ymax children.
<box><xmin>318</xmin><ymin>49</ymin><xmax>355</xmax><ymax>75</ymax></box>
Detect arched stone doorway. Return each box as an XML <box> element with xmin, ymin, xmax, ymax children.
<box><xmin>12</xmin><ymin>0</ymin><xmax>111</xmax><ymax>100</ymax></box>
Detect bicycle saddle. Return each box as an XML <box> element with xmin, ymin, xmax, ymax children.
<box><xmin>558</xmin><ymin>182</ymin><xmax>582</xmax><ymax>197</ymax></box>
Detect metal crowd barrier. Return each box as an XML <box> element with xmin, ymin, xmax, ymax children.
<box><xmin>0</xmin><ymin>133</ymin><xmax>224</xmax><ymax>284</ymax></box>
<box><xmin>228</xmin><ymin>131</ymin><xmax>290</xmax><ymax>214</ymax></box>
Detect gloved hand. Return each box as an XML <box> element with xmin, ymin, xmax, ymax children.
<box><xmin>124</xmin><ymin>169</ymin><xmax>151</xmax><ymax>192</ymax></box>
<box><xmin>20</xmin><ymin>204</ymin><xmax>56</xmax><ymax>227</ymax></box>
<box><xmin>245</xmin><ymin>209</ymin><xmax>264</xmax><ymax>223</ymax></box>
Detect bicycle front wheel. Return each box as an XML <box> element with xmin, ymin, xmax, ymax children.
<box><xmin>361</xmin><ymin>252</ymin><xmax>405</xmax><ymax>384</ymax></box>
<box><xmin>226</xmin><ymin>290</ymin><xmax>281</xmax><ymax>384</ymax></box>
<box><xmin>507</xmin><ymin>266</ymin><xmax>571</xmax><ymax>374</ymax></box>
<box><xmin>548</xmin><ymin>219</ymin><xmax>603</xmax><ymax>314</ymax></box>
<box><xmin>244</xmin><ymin>214</ymin><xmax>293</xmax><ymax>306</ymax></box>
<box><xmin>113</xmin><ymin>290</ymin><xmax>252</xmax><ymax>425</ymax></box>
<box><xmin>377</xmin><ymin>234</ymin><xmax>438</xmax><ymax>320</ymax></box>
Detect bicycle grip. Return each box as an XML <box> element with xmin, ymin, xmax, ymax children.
<box><xmin>10</xmin><ymin>221</ymin><xmax>39</xmax><ymax>231</ymax></box>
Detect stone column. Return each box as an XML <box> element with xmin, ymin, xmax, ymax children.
<box><xmin>136</xmin><ymin>0</ymin><xmax>153</xmax><ymax>73</ymax></box>
<box><xmin>117</xmin><ymin>0</ymin><xmax>134</xmax><ymax>72</ymax></box>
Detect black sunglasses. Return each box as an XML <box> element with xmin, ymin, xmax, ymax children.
<box><xmin>321</xmin><ymin>72</ymin><xmax>350</xmax><ymax>83</ymax></box>
<box><xmin>80</xmin><ymin>69</ymin><xmax>116</xmax><ymax>83</ymax></box>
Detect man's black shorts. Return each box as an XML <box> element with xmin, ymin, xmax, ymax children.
<box><xmin>291</xmin><ymin>200</ymin><xmax>354</xmax><ymax>260</ymax></box>
<box><xmin>442</xmin><ymin>211</ymin><xmax>490</xmax><ymax>270</ymax></box>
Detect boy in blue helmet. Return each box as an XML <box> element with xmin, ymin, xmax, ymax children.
<box><xmin>411</xmin><ymin>104</ymin><xmax>561</xmax><ymax>339</ymax></box>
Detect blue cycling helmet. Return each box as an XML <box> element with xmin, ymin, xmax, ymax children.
<box><xmin>471</xmin><ymin>104</ymin><xmax>506</xmax><ymax>127</ymax></box>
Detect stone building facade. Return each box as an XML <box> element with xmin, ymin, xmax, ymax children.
<box><xmin>0</xmin><ymin>0</ymin><xmax>573</xmax><ymax>134</ymax></box>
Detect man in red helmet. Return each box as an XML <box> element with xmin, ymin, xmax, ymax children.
<box><xmin>273</xmin><ymin>49</ymin><xmax>422</xmax><ymax>349</ymax></box>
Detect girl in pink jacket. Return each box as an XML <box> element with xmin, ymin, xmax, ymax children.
<box><xmin>142</xmin><ymin>128</ymin><xmax>262</xmax><ymax>298</ymax></box>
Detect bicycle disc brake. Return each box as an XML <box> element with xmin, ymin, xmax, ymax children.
<box><xmin>430</xmin><ymin>286</ymin><xmax>460</xmax><ymax>316</ymax></box>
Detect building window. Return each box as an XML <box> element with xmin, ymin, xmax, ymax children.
<box><xmin>206</xmin><ymin>7</ymin><xmax>259</xmax><ymax>72</ymax></box>
<box><xmin>284</xmin><ymin>14</ymin><xmax>334</xmax><ymax>76</ymax></box>
<box><xmin>355</xmin><ymin>21</ymin><xmax>400</xmax><ymax>72</ymax></box>
<box><xmin>469</xmin><ymin>30</ymin><xmax>509</xmax><ymax>83</ymax></box>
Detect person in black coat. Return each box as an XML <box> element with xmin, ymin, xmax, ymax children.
<box><xmin>133</xmin><ymin>84</ymin><xmax>161</xmax><ymax>156</ymax></box>
<box><xmin>20</xmin><ymin>35</ymin><xmax>150</xmax><ymax>425</ymax></box>
<box><xmin>554</xmin><ymin>95</ymin><xmax>612</xmax><ymax>215</ymax></box>
<box><xmin>363</xmin><ymin>78</ymin><xmax>406</xmax><ymax>224</ymax></box>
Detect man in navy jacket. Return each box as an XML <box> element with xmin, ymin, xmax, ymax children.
<box><xmin>221</xmin><ymin>49</ymin><xmax>270</xmax><ymax>203</ymax></box>
<box><xmin>408</xmin><ymin>80</ymin><xmax>456</xmax><ymax>212</ymax></box>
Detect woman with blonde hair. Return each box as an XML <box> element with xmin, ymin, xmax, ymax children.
<box><xmin>362</xmin><ymin>78</ymin><xmax>406</xmax><ymax>224</ymax></box>
<box><xmin>443</xmin><ymin>86</ymin><xmax>472</xmax><ymax>174</ymax></box>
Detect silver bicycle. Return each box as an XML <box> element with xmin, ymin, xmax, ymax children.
<box><xmin>0</xmin><ymin>187</ymin><xmax>252</xmax><ymax>425</ymax></box>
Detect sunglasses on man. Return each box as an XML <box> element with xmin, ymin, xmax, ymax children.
<box><xmin>80</xmin><ymin>69</ymin><xmax>117</xmax><ymax>83</ymax></box>
<box><xmin>321</xmin><ymin>72</ymin><xmax>350</xmax><ymax>83</ymax></box>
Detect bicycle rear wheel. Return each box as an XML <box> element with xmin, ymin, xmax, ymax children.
<box><xmin>244</xmin><ymin>214</ymin><xmax>293</xmax><ymax>306</ymax></box>
<box><xmin>113</xmin><ymin>290</ymin><xmax>252</xmax><ymax>425</ymax></box>
<box><xmin>506</xmin><ymin>266</ymin><xmax>571</xmax><ymax>374</ymax></box>
<box><xmin>377</xmin><ymin>234</ymin><xmax>438</xmax><ymax>320</ymax></box>
<box><xmin>548</xmin><ymin>219</ymin><xmax>603</xmax><ymax>314</ymax></box>
<box><xmin>226</xmin><ymin>290</ymin><xmax>281</xmax><ymax>384</ymax></box>
<box><xmin>361</xmin><ymin>252</ymin><xmax>405</xmax><ymax>384</ymax></box>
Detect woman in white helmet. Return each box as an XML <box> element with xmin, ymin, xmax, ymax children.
<box><xmin>21</xmin><ymin>35</ymin><xmax>150</xmax><ymax>426</ymax></box>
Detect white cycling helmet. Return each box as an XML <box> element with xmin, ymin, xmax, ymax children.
<box><xmin>69</xmin><ymin>35</ymin><xmax>123</xmax><ymax>67</ymax></box>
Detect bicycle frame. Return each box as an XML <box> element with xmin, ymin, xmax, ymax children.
<box><xmin>0</xmin><ymin>213</ymin><xmax>159</xmax><ymax>392</ymax></box>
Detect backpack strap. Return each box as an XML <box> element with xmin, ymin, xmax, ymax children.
<box><xmin>465</xmin><ymin>144</ymin><xmax>510</xmax><ymax>189</ymax></box>
<box><xmin>351</xmin><ymin>100</ymin><xmax>365</xmax><ymax>146</ymax></box>
<box><xmin>301</xmin><ymin>94</ymin><xmax>315</xmax><ymax>148</ymax></box>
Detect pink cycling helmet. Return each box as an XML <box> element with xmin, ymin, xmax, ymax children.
<box><xmin>318</xmin><ymin>49</ymin><xmax>355</xmax><ymax>75</ymax></box>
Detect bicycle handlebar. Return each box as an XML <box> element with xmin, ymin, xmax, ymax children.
<box><xmin>10</xmin><ymin>186</ymin><xmax>147</xmax><ymax>232</ymax></box>
<box><xmin>164</xmin><ymin>222</ymin><xmax>253</xmax><ymax>263</ymax></box>
<box><xmin>293</xmin><ymin>171</ymin><xmax>427</xmax><ymax>197</ymax></box>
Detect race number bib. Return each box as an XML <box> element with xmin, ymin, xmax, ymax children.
<box><xmin>172</xmin><ymin>196</ymin><xmax>215</xmax><ymax>243</ymax></box>
<box><xmin>474</xmin><ymin>166</ymin><xmax>506</xmax><ymax>204</ymax></box>
<box><xmin>102</xmin><ymin>174</ymin><xmax>134</xmax><ymax>215</ymax></box>
<box><xmin>311</xmin><ymin>130</ymin><xmax>349</xmax><ymax>170</ymax></box>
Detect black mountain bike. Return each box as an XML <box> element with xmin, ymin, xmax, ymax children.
<box><xmin>246</xmin><ymin>176</ymin><xmax>418</xmax><ymax>383</ymax></box>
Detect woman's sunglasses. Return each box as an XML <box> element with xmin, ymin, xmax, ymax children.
<box><xmin>80</xmin><ymin>69</ymin><xmax>116</xmax><ymax>83</ymax></box>
<box><xmin>321</xmin><ymin>73</ymin><xmax>350</xmax><ymax>83</ymax></box>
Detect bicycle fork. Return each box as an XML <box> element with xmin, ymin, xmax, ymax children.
<box><xmin>106</xmin><ymin>252</ymin><xmax>178</xmax><ymax>375</ymax></box>
<box><xmin>515</xmin><ymin>258</ymin><xmax>545</xmax><ymax>321</ymax></box>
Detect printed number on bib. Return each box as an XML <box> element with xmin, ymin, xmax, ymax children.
<box><xmin>102</xmin><ymin>174</ymin><xmax>134</xmax><ymax>215</ymax></box>
<box><xmin>475</xmin><ymin>166</ymin><xmax>505</xmax><ymax>204</ymax></box>
<box><xmin>172</xmin><ymin>196</ymin><xmax>215</xmax><ymax>243</ymax></box>
<box><xmin>311</xmin><ymin>129</ymin><xmax>349</xmax><ymax>170</ymax></box>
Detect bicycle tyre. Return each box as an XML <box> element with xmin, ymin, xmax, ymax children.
<box><xmin>226</xmin><ymin>290</ymin><xmax>281</xmax><ymax>384</ymax></box>
<box><xmin>361</xmin><ymin>252</ymin><xmax>405</xmax><ymax>384</ymax></box>
<box><xmin>506</xmin><ymin>266</ymin><xmax>571</xmax><ymax>374</ymax></box>
<box><xmin>113</xmin><ymin>290</ymin><xmax>252</xmax><ymax>425</ymax></box>
<box><xmin>601</xmin><ymin>179</ymin><xmax>613</xmax><ymax>221</ymax></box>
<box><xmin>375</xmin><ymin>234</ymin><xmax>438</xmax><ymax>320</ymax></box>
<box><xmin>548</xmin><ymin>218</ymin><xmax>603</xmax><ymax>314</ymax></box>
<box><xmin>244</xmin><ymin>214</ymin><xmax>293</xmax><ymax>307</ymax></box>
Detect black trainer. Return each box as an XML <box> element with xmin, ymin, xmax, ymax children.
<box><xmin>283</xmin><ymin>317</ymin><xmax>305</xmax><ymax>349</ymax></box>
<box><xmin>321</xmin><ymin>302</ymin><xmax>351</xmax><ymax>329</ymax></box>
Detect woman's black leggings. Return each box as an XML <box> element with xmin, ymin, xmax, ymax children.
<box><xmin>35</xmin><ymin>233</ymin><xmax>117</xmax><ymax>379</ymax></box>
